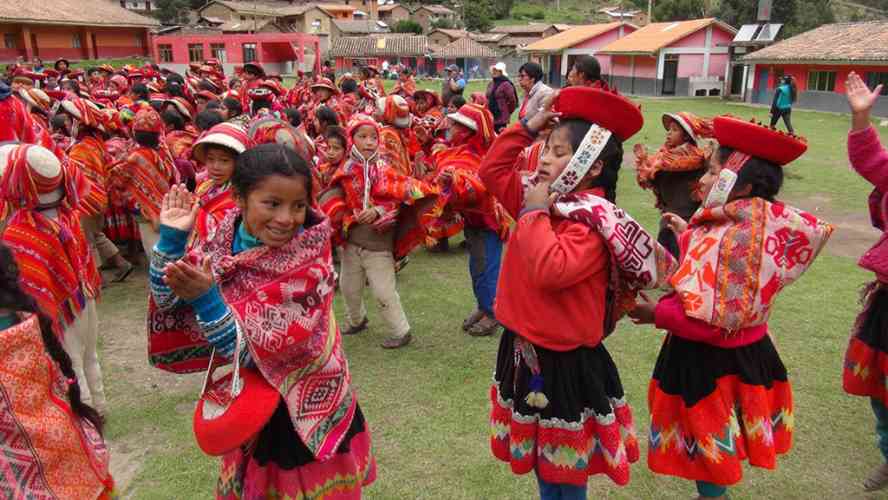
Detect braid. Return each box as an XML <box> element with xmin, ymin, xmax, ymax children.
<box><xmin>0</xmin><ymin>245</ymin><xmax>104</xmax><ymax>435</ymax></box>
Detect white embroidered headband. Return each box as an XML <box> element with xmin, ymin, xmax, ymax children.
<box><xmin>702</xmin><ymin>151</ymin><xmax>750</xmax><ymax>209</ymax></box>
<box><xmin>550</xmin><ymin>124</ymin><xmax>613</xmax><ymax>194</ymax></box>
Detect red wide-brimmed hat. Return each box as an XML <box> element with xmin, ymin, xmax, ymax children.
<box><xmin>259</xmin><ymin>79</ymin><xmax>285</xmax><ymax>96</ymax></box>
<box><xmin>413</xmin><ymin>89</ymin><xmax>441</xmax><ymax>107</ymax></box>
<box><xmin>552</xmin><ymin>87</ymin><xmax>643</xmax><ymax>142</ymax></box>
<box><xmin>166</xmin><ymin>96</ymin><xmax>196</xmax><ymax>120</ymax></box>
<box><xmin>713</xmin><ymin>116</ymin><xmax>807</xmax><ymax>166</ymax></box>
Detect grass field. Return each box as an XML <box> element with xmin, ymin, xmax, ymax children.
<box><xmin>99</xmin><ymin>82</ymin><xmax>886</xmax><ymax>499</ymax></box>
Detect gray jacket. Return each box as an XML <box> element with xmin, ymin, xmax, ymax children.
<box><xmin>520</xmin><ymin>80</ymin><xmax>554</xmax><ymax>121</ymax></box>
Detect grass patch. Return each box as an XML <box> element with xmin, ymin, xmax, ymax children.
<box><xmin>110</xmin><ymin>81</ymin><xmax>882</xmax><ymax>498</ymax></box>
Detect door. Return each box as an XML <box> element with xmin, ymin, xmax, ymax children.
<box><xmin>30</xmin><ymin>34</ymin><xmax>38</xmax><ymax>58</ymax></box>
<box><xmin>756</xmin><ymin>69</ymin><xmax>769</xmax><ymax>104</ymax></box>
<box><xmin>548</xmin><ymin>54</ymin><xmax>561</xmax><ymax>87</ymax></box>
<box><xmin>91</xmin><ymin>33</ymin><xmax>98</xmax><ymax>59</ymax></box>
<box><xmin>730</xmin><ymin>64</ymin><xmax>745</xmax><ymax>95</ymax></box>
<box><xmin>662</xmin><ymin>56</ymin><xmax>678</xmax><ymax>95</ymax></box>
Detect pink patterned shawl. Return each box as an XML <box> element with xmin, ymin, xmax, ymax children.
<box><xmin>150</xmin><ymin>209</ymin><xmax>355</xmax><ymax>461</ymax></box>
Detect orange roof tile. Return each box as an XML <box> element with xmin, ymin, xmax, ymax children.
<box><xmin>597</xmin><ymin>18</ymin><xmax>735</xmax><ymax>55</ymax></box>
<box><xmin>521</xmin><ymin>22</ymin><xmax>631</xmax><ymax>53</ymax></box>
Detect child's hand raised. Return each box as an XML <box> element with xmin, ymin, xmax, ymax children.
<box><xmin>525</xmin><ymin>91</ymin><xmax>561</xmax><ymax>134</ymax></box>
<box><xmin>662</xmin><ymin>212</ymin><xmax>688</xmax><ymax>236</ymax></box>
<box><xmin>159</xmin><ymin>184</ymin><xmax>199</xmax><ymax>233</ymax></box>
<box><xmin>524</xmin><ymin>181</ymin><xmax>558</xmax><ymax>211</ymax></box>
<box><xmin>847</xmin><ymin>71</ymin><xmax>882</xmax><ymax>131</ymax></box>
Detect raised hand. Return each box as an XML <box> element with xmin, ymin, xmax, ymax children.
<box><xmin>846</xmin><ymin>71</ymin><xmax>882</xmax><ymax>115</ymax></box>
<box><xmin>526</xmin><ymin>90</ymin><xmax>562</xmax><ymax>134</ymax></box>
<box><xmin>159</xmin><ymin>184</ymin><xmax>199</xmax><ymax>233</ymax></box>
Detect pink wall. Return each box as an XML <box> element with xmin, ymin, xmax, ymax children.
<box><xmin>672</xmin><ymin>25</ymin><xmax>734</xmax><ymax>49</ymax></box>
<box><xmin>677</xmin><ymin>54</ymin><xmax>704</xmax><ymax>77</ymax></box>
<box><xmin>609</xmin><ymin>54</ymin><xmax>657</xmax><ymax>78</ymax></box>
<box><xmin>597</xmin><ymin>54</ymin><xmax>612</xmax><ymax>74</ymax></box>
<box><xmin>708</xmin><ymin>53</ymin><xmax>728</xmax><ymax>79</ymax></box>
<box><xmin>754</xmin><ymin>63</ymin><xmax>888</xmax><ymax>94</ymax></box>
<box><xmin>575</xmin><ymin>25</ymin><xmax>638</xmax><ymax>50</ymax></box>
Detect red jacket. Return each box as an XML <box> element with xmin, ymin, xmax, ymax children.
<box><xmin>480</xmin><ymin>124</ymin><xmax>607</xmax><ymax>351</ymax></box>
<box><xmin>0</xmin><ymin>95</ymin><xmax>37</xmax><ymax>144</ymax></box>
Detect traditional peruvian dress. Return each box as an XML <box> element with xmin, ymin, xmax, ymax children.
<box><xmin>647</xmin><ymin>117</ymin><xmax>833</xmax><ymax>491</ymax></box>
<box><xmin>479</xmin><ymin>87</ymin><xmax>673</xmax><ymax>489</ymax></box>
<box><xmin>148</xmin><ymin>208</ymin><xmax>376</xmax><ymax>498</ymax></box>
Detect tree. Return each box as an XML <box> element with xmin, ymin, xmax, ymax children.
<box><xmin>716</xmin><ymin>0</ymin><xmax>797</xmax><ymax>30</ymax></box>
<box><xmin>431</xmin><ymin>17</ymin><xmax>456</xmax><ymax>29</ymax></box>
<box><xmin>491</xmin><ymin>0</ymin><xmax>514</xmax><ymax>20</ymax></box>
<box><xmin>463</xmin><ymin>0</ymin><xmax>494</xmax><ymax>32</ymax></box>
<box><xmin>789</xmin><ymin>0</ymin><xmax>835</xmax><ymax>37</ymax></box>
<box><xmin>392</xmin><ymin>19</ymin><xmax>424</xmax><ymax>34</ymax></box>
<box><xmin>653</xmin><ymin>0</ymin><xmax>707</xmax><ymax>21</ymax></box>
<box><xmin>154</xmin><ymin>0</ymin><xmax>190</xmax><ymax>24</ymax></box>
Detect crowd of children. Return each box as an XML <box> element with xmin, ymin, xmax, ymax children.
<box><xmin>0</xmin><ymin>53</ymin><xmax>885</xmax><ymax>500</ymax></box>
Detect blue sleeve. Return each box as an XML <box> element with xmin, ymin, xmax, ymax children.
<box><xmin>456</xmin><ymin>78</ymin><xmax>466</xmax><ymax>89</ymax></box>
<box><xmin>149</xmin><ymin>225</ymin><xmax>189</xmax><ymax>310</ymax></box>
<box><xmin>189</xmin><ymin>285</ymin><xmax>238</xmax><ymax>359</ymax></box>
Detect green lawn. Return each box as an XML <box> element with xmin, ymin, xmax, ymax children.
<box><xmin>102</xmin><ymin>87</ymin><xmax>885</xmax><ymax>498</ymax></box>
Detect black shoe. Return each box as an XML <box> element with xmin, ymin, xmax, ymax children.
<box><xmin>342</xmin><ymin>317</ymin><xmax>368</xmax><ymax>335</ymax></box>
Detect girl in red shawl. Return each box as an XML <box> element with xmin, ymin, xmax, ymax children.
<box><xmin>0</xmin><ymin>242</ymin><xmax>114</xmax><ymax>499</ymax></box>
<box><xmin>375</xmin><ymin>95</ymin><xmax>418</xmax><ymax>177</ymax></box>
<box><xmin>630</xmin><ymin>117</ymin><xmax>833</xmax><ymax>499</ymax></box>
<box><xmin>0</xmin><ymin>144</ymin><xmax>107</xmax><ymax>414</ymax></box>
<box><xmin>429</xmin><ymin>103</ymin><xmax>511</xmax><ymax>336</ymax></box>
<box><xmin>149</xmin><ymin>145</ymin><xmax>375</xmax><ymax>499</ymax></box>
<box><xmin>113</xmin><ymin>108</ymin><xmax>179</xmax><ymax>255</ymax></box>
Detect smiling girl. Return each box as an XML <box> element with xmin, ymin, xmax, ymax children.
<box><xmin>148</xmin><ymin>143</ymin><xmax>375</xmax><ymax>498</ymax></box>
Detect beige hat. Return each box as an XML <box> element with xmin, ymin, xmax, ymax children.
<box><xmin>0</xmin><ymin>144</ymin><xmax>64</xmax><ymax>205</ymax></box>
<box><xmin>490</xmin><ymin>62</ymin><xmax>508</xmax><ymax>77</ymax></box>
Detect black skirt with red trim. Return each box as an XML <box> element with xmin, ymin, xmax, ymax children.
<box><xmin>489</xmin><ymin>330</ymin><xmax>639</xmax><ymax>487</ymax></box>
<box><xmin>844</xmin><ymin>283</ymin><xmax>888</xmax><ymax>403</ymax></box>
<box><xmin>648</xmin><ymin>333</ymin><xmax>793</xmax><ymax>486</ymax></box>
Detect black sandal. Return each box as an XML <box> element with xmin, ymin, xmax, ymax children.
<box><xmin>342</xmin><ymin>317</ymin><xmax>368</xmax><ymax>336</ymax></box>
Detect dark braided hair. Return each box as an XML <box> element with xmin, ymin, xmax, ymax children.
<box><xmin>0</xmin><ymin>243</ymin><xmax>104</xmax><ymax>434</ymax></box>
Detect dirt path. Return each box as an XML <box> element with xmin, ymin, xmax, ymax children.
<box><xmin>97</xmin><ymin>269</ymin><xmax>203</xmax><ymax>497</ymax></box>
<box><xmin>785</xmin><ymin>193</ymin><xmax>880</xmax><ymax>260</ymax></box>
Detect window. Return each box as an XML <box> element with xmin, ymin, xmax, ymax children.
<box><xmin>211</xmin><ymin>43</ymin><xmax>226</xmax><ymax>62</ymax></box>
<box><xmin>158</xmin><ymin>44</ymin><xmax>173</xmax><ymax>62</ymax></box>
<box><xmin>3</xmin><ymin>33</ymin><xmax>16</xmax><ymax>49</ymax></box>
<box><xmin>868</xmin><ymin>72</ymin><xmax>888</xmax><ymax>95</ymax></box>
<box><xmin>807</xmin><ymin>70</ymin><xmax>836</xmax><ymax>92</ymax></box>
<box><xmin>242</xmin><ymin>43</ymin><xmax>256</xmax><ymax>63</ymax></box>
<box><xmin>188</xmin><ymin>43</ymin><xmax>204</xmax><ymax>62</ymax></box>
<box><xmin>72</xmin><ymin>34</ymin><xmax>82</xmax><ymax>49</ymax></box>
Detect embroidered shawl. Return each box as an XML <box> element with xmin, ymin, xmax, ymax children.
<box><xmin>321</xmin><ymin>148</ymin><xmax>438</xmax><ymax>258</ymax></box>
<box><xmin>0</xmin><ymin>314</ymin><xmax>114</xmax><ymax>499</ymax></box>
<box><xmin>635</xmin><ymin>141</ymin><xmax>707</xmax><ymax>189</ymax></box>
<box><xmin>671</xmin><ymin>197</ymin><xmax>833</xmax><ymax>331</ymax></box>
<box><xmin>425</xmin><ymin>144</ymin><xmax>513</xmax><ymax>241</ymax></box>
<box><xmin>165</xmin><ymin>128</ymin><xmax>198</xmax><ymax>161</ymax></box>
<box><xmin>192</xmin><ymin>180</ymin><xmax>237</xmax><ymax>245</ymax></box>
<box><xmin>149</xmin><ymin>211</ymin><xmax>356</xmax><ymax>461</ymax></box>
<box><xmin>67</xmin><ymin>135</ymin><xmax>109</xmax><ymax>216</ymax></box>
<box><xmin>379</xmin><ymin>125</ymin><xmax>413</xmax><ymax>177</ymax></box>
<box><xmin>114</xmin><ymin>146</ymin><xmax>179</xmax><ymax>221</ymax></box>
<box><xmin>0</xmin><ymin>154</ymin><xmax>100</xmax><ymax>334</ymax></box>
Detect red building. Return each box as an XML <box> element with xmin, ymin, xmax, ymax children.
<box><xmin>0</xmin><ymin>0</ymin><xmax>158</xmax><ymax>62</ymax></box>
<box><xmin>151</xmin><ymin>32</ymin><xmax>322</xmax><ymax>76</ymax></box>
<box><xmin>742</xmin><ymin>21</ymin><xmax>888</xmax><ymax>115</ymax></box>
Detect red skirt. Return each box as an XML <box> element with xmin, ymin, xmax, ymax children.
<box><xmin>216</xmin><ymin>403</ymin><xmax>376</xmax><ymax>499</ymax></box>
<box><xmin>490</xmin><ymin>330</ymin><xmax>639</xmax><ymax>487</ymax></box>
<box><xmin>648</xmin><ymin>333</ymin><xmax>793</xmax><ymax>486</ymax></box>
<box><xmin>844</xmin><ymin>282</ymin><xmax>888</xmax><ymax>403</ymax></box>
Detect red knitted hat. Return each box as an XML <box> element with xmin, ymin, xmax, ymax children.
<box><xmin>132</xmin><ymin>108</ymin><xmax>164</xmax><ymax>134</ymax></box>
<box><xmin>192</xmin><ymin>123</ymin><xmax>251</xmax><ymax>163</ymax></box>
